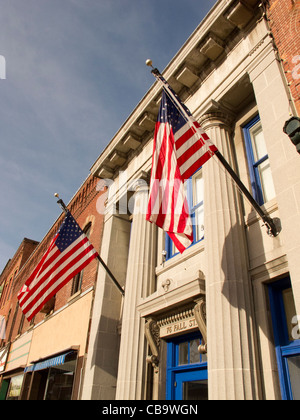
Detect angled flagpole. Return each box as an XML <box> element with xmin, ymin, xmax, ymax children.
<box><xmin>54</xmin><ymin>193</ymin><xmax>125</xmax><ymax>296</ymax></box>
<box><xmin>146</xmin><ymin>60</ymin><xmax>280</xmax><ymax>237</ymax></box>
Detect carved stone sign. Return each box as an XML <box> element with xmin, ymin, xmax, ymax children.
<box><xmin>144</xmin><ymin>296</ymin><xmax>207</xmax><ymax>372</ymax></box>
<box><xmin>157</xmin><ymin>306</ymin><xmax>199</xmax><ymax>338</ymax></box>
<box><xmin>159</xmin><ymin>316</ymin><xmax>198</xmax><ymax>337</ymax></box>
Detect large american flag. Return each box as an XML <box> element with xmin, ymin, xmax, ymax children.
<box><xmin>18</xmin><ymin>212</ymin><xmax>98</xmax><ymax>321</ymax></box>
<box><xmin>146</xmin><ymin>85</ymin><xmax>217</xmax><ymax>253</ymax></box>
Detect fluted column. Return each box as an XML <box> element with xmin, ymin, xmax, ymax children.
<box><xmin>115</xmin><ymin>176</ymin><xmax>157</xmax><ymax>400</ymax></box>
<box><xmin>201</xmin><ymin>109</ymin><xmax>260</xmax><ymax>400</ymax></box>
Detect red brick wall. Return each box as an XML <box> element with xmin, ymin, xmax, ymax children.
<box><xmin>265</xmin><ymin>0</ymin><xmax>300</xmax><ymax>115</ymax></box>
<box><xmin>0</xmin><ymin>239</ymin><xmax>39</xmax><ymax>319</ymax></box>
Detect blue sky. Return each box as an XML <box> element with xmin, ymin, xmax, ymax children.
<box><xmin>0</xmin><ymin>0</ymin><xmax>217</xmax><ymax>273</ymax></box>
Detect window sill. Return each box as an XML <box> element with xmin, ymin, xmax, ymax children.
<box><xmin>67</xmin><ymin>290</ymin><xmax>81</xmax><ymax>303</ymax></box>
<box><xmin>156</xmin><ymin>240</ymin><xmax>205</xmax><ymax>276</ymax></box>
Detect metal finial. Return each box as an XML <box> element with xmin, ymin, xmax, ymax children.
<box><xmin>146</xmin><ymin>59</ymin><xmax>154</xmax><ymax>68</ymax></box>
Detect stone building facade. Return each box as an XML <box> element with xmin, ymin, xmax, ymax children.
<box><xmin>82</xmin><ymin>0</ymin><xmax>300</xmax><ymax>400</ymax></box>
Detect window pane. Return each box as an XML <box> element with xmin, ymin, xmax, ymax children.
<box><xmin>178</xmin><ymin>342</ymin><xmax>189</xmax><ymax>365</ymax></box>
<box><xmin>258</xmin><ymin>159</ymin><xmax>276</xmax><ymax>203</ymax></box>
<box><xmin>45</xmin><ymin>358</ymin><xmax>76</xmax><ymax>400</ymax></box>
<box><xmin>193</xmin><ymin>207</ymin><xmax>204</xmax><ymax>241</ymax></box>
<box><xmin>282</xmin><ymin>288</ymin><xmax>297</xmax><ymax>342</ymax></box>
<box><xmin>189</xmin><ymin>339</ymin><xmax>201</xmax><ymax>364</ymax></box>
<box><xmin>192</xmin><ymin>170</ymin><xmax>203</xmax><ymax>207</ymax></box>
<box><xmin>171</xmin><ymin>240</ymin><xmax>180</xmax><ymax>256</ymax></box>
<box><xmin>6</xmin><ymin>375</ymin><xmax>23</xmax><ymax>400</ymax></box>
<box><xmin>250</xmin><ymin>123</ymin><xmax>267</xmax><ymax>161</ymax></box>
<box><xmin>287</xmin><ymin>356</ymin><xmax>300</xmax><ymax>400</ymax></box>
<box><xmin>183</xmin><ymin>380</ymin><xmax>208</xmax><ymax>400</ymax></box>
<box><xmin>201</xmin><ymin>352</ymin><xmax>207</xmax><ymax>363</ymax></box>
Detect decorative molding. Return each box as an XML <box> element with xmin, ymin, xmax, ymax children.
<box><xmin>161</xmin><ymin>278</ymin><xmax>171</xmax><ymax>292</ymax></box>
<box><xmin>199</xmin><ymin>100</ymin><xmax>236</xmax><ymax>132</ymax></box>
<box><xmin>157</xmin><ymin>306</ymin><xmax>195</xmax><ymax>329</ymax></box>
<box><xmin>194</xmin><ymin>296</ymin><xmax>207</xmax><ymax>354</ymax></box>
<box><xmin>145</xmin><ymin>318</ymin><xmax>160</xmax><ymax>373</ymax></box>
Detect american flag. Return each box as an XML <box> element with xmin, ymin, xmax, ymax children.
<box><xmin>18</xmin><ymin>212</ymin><xmax>98</xmax><ymax>321</ymax></box>
<box><xmin>146</xmin><ymin>86</ymin><xmax>217</xmax><ymax>253</ymax></box>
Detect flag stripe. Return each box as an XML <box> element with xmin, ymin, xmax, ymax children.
<box><xmin>147</xmin><ymin>84</ymin><xmax>217</xmax><ymax>254</ymax></box>
<box><xmin>17</xmin><ymin>236</ymin><xmax>58</xmax><ymax>300</ymax></box>
<box><xmin>23</xmin><ymin>244</ymin><xmax>97</xmax><ymax>320</ymax></box>
<box><xmin>24</xmin><ymin>248</ymin><xmax>97</xmax><ymax>321</ymax></box>
<box><xmin>18</xmin><ymin>212</ymin><xmax>98</xmax><ymax>321</ymax></box>
<box><xmin>20</xmin><ymin>238</ymin><xmax>93</xmax><ymax>312</ymax></box>
<box><xmin>19</xmin><ymin>235</ymin><xmax>88</xmax><ymax>308</ymax></box>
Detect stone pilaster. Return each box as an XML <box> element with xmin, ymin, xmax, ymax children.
<box><xmin>201</xmin><ymin>109</ymin><xmax>260</xmax><ymax>400</ymax></box>
<box><xmin>115</xmin><ymin>176</ymin><xmax>157</xmax><ymax>400</ymax></box>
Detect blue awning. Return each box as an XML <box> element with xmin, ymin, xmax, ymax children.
<box><xmin>24</xmin><ymin>351</ymin><xmax>74</xmax><ymax>373</ymax></box>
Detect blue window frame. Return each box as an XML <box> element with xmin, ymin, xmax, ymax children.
<box><xmin>243</xmin><ymin>115</ymin><xmax>276</xmax><ymax>205</ymax></box>
<box><xmin>166</xmin><ymin>332</ymin><xmax>208</xmax><ymax>400</ymax></box>
<box><xmin>268</xmin><ymin>277</ymin><xmax>300</xmax><ymax>400</ymax></box>
<box><xmin>166</xmin><ymin>168</ymin><xmax>204</xmax><ymax>259</ymax></box>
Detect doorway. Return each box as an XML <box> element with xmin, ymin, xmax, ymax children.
<box><xmin>166</xmin><ymin>332</ymin><xmax>208</xmax><ymax>400</ymax></box>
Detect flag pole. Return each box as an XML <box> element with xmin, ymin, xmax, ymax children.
<box><xmin>54</xmin><ymin>193</ymin><xmax>125</xmax><ymax>296</ymax></box>
<box><xmin>146</xmin><ymin>60</ymin><xmax>280</xmax><ymax>237</ymax></box>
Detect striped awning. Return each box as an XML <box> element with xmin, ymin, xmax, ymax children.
<box><xmin>24</xmin><ymin>351</ymin><xmax>73</xmax><ymax>373</ymax></box>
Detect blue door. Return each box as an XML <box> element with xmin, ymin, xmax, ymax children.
<box><xmin>174</xmin><ymin>368</ymin><xmax>208</xmax><ymax>400</ymax></box>
<box><xmin>166</xmin><ymin>332</ymin><xmax>208</xmax><ymax>400</ymax></box>
<box><xmin>269</xmin><ymin>277</ymin><xmax>300</xmax><ymax>400</ymax></box>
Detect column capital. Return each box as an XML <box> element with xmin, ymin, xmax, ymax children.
<box><xmin>129</xmin><ymin>170</ymin><xmax>150</xmax><ymax>193</ymax></box>
<box><xmin>199</xmin><ymin>100</ymin><xmax>235</xmax><ymax>132</ymax></box>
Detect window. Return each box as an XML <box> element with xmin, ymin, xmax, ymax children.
<box><xmin>44</xmin><ymin>354</ymin><xmax>77</xmax><ymax>400</ymax></box>
<box><xmin>268</xmin><ymin>277</ymin><xmax>300</xmax><ymax>400</ymax></box>
<box><xmin>166</xmin><ymin>168</ymin><xmax>204</xmax><ymax>259</ymax></box>
<box><xmin>243</xmin><ymin>115</ymin><xmax>276</xmax><ymax>205</ymax></box>
<box><xmin>71</xmin><ymin>222</ymin><xmax>92</xmax><ymax>295</ymax></box>
<box><xmin>17</xmin><ymin>313</ymin><xmax>25</xmax><ymax>336</ymax></box>
<box><xmin>5</xmin><ymin>374</ymin><xmax>24</xmax><ymax>400</ymax></box>
<box><xmin>0</xmin><ymin>280</ymin><xmax>9</xmax><ymax>307</ymax></box>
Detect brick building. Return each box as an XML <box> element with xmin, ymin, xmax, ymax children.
<box><xmin>0</xmin><ymin>238</ymin><xmax>39</xmax><ymax>327</ymax></box>
<box><xmin>0</xmin><ymin>174</ymin><xmax>105</xmax><ymax>400</ymax></box>
<box><xmin>262</xmin><ymin>0</ymin><xmax>300</xmax><ymax>116</ymax></box>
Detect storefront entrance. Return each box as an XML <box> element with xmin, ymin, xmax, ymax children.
<box><xmin>166</xmin><ymin>332</ymin><xmax>208</xmax><ymax>400</ymax></box>
<box><xmin>22</xmin><ymin>350</ymin><xmax>77</xmax><ymax>400</ymax></box>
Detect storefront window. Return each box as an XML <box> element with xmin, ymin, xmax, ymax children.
<box><xmin>6</xmin><ymin>374</ymin><xmax>24</xmax><ymax>400</ymax></box>
<box><xmin>24</xmin><ymin>351</ymin><xmax>77</xmax><ymax>400</ymax></box>
<box><xmin>44</xmin><ymin>357</ymin><xmax>76</xmax><ymax>400</ymax></box>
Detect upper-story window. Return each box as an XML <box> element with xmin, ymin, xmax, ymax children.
<box><xmin>71</xmin><ymin>222</ymin><xmax>92</xmax><ymax>295</ymax></box>
<box><xmin>243</xmin><ymin>115</ymin><xmax>276</xmax><ymax>205</ymax></box>
<box><xmin>166</xmin><ymin>168</ymin><xmax>204</xmax><ymax>259</ymax></box>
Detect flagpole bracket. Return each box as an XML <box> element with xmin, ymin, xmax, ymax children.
<box><xmin>263</xmin><ymin>216</ymin><xmax>281</xmax><ymax>238</ymax></box>
<box><xmin>151</xmin><ymin>68</ymin><xmax>161</xmax><ymax>77</ymax></box>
